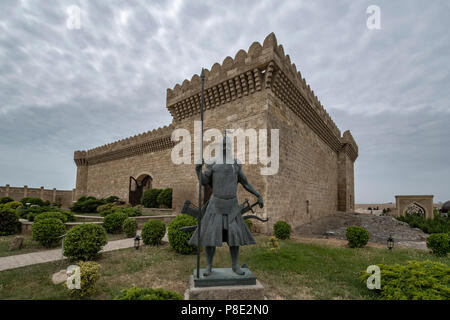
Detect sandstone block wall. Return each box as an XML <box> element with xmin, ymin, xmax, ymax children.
<box><xmin>0</xmin><ymin>185</ymin><xmax>75</xmax><ymax>208</ymax></box>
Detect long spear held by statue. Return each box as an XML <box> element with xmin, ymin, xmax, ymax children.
<box><xmin>196</xmin><ymin>68</ymin><xmax>205</xmax><ymax>279</ymax></box>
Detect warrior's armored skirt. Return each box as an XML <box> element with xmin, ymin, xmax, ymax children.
<box><xmin>189</xmin><ymin>195</ymin><xmax>256</xmax><ymax>247</ymax></box>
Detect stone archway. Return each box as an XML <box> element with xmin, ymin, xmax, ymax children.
<box><xmin>129</xmin><ymin>174</ymin><xmax>152</xmax><ymax>206</ymax></box>
<box><xmin>395</xmin><ymin>195</ymin><xmax>434</xmax><ymax>219</ymax></box>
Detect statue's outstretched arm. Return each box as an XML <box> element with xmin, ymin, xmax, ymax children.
<box><xmin>238</xmin><ymin>165</ymin><xmax>264</xmax><ymax>208</ymax></box>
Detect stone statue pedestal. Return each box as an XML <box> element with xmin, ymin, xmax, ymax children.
<box><xmin>185</xmin><ymin>268</ymin><xmax>265</xmax><ymax>300</ymax></box>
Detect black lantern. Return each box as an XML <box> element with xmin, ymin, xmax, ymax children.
<box><xmin>134</xmin><ymin>235</ymin><xmax>141</xmax><ymax>250</ymax></box>
<box><xmin>387</xmin><ymin>235</ymin><xmax>394</xmax><ymax>250</ymax></box>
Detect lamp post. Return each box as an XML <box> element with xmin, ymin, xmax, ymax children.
<box><xmin>387</xmin><ymin>235</ymin><xmax>394</xmax><ymax>250</ymax></box>
<box><xmin>134</xmin><ymin>235</ymin><xmax>141</xmax><ymax>250</ymax></box>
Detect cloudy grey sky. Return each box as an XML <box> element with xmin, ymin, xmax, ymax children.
<box><xmin>0</xmin><ymin>0</ymin><xmax>449</xmax><ymax>203</ymax></box>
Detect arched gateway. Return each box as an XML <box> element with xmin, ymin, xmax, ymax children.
<box><xmin>395</xmin><ymin>195</ymin><xmax>434</xmax><ymax>219</ymax></box>
<box><xmin>129</xmin><ymin>174</ymin><xmax>152</xmax><ymax>206</ymax></box>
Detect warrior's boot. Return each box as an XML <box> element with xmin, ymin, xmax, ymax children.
<box><xmin>203</xmin><ymin>246</ymin><xmax>216</xmax><ymax>276</ymax></box>
<box><xmin>230</xmin><ymin>246</ymin><xmax>245</xmax><ymax>275</ymax></box>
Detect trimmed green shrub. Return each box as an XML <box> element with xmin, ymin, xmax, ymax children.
<box><xmin>123</xmin><ymin>218</ymin><xmax>138</xmax><ymax>238</ymax></box>
<box><xmin>141</xmin><ymin>189</ymin><xmax>162</xmax><ymax>208</ymax></box>
<box><xmin>21</xmin><ymin>206</ymin><xmax>64</xmax><ymax>221</ymax></box>
<box><xmin>4</xmin><ymin>201</ymin><xmax>23</xmax><ymax>210</ymax></box>
<box><xmin>20</xmin><ymin>197</ymin><xmax>44</xmax><ymax>206</ymax></box>
<box><xmin>142</xmin><ymin>220</ymin><xmax>166</xmax><ymax>245</ymax></box>
<box><xmin>66</xmin><ymin>261</ymin><xmax>101</xmax><ymax>298</ymax></box>
<box><xmin>346</xmin><ymin>226</ymin><xmax>370</xmax><ymax>248</ymax></box>
<box><xmin>34</xmin><ymin>211</ymin><xmax>68</xmax><ymax>223</ymax></box>
<box><xmin>32</xmin><ymin>218</ymin><xmax>66</xmax><ymax>247</ymax></box>
<box><xmin>274</xmin><ymin>221</ymin><xmax>291</xmax><ymax>240</ymax></box>
<box><xmin>64</xmin><ymin>224</ymin><xmax>107</xmax><ymax>261</ymax></box>
<box><xmin>0</xmin><ymin>207</ymin><xmax>20</xmax><ymax>236</ymax></box>
<box><xmin>96</xmin><ymin>203</ymin><xmax>115</xmax><ymax>214</ymax></box>
<box><xmin>156</xmin><ymin>188</ymin><xmax>172</xmax><ymax>208</ymax></box>
<box><xmin>426</xmin><ymin>233</ymin><xmax>450</xmax><ymax>256</ymax></box>
<box><xmin>0</xmin><ymin>196</ymin><xmax>14</xmax><ymax>204</ymax></box>
<box><xmin>397</xmin><ymin>212</ymin><xmax>450</xmax><ymax>235</ymax></box>
<box><xmin>70</xmin><ymin>196</ymin><xmax>106</xmax><ymax>213</ymax></box>
<box><xmin>360</xmin><ymin>260</ymin><xmax>450</xmax><ymax>300</ymax></box>
<box><xmin>168</xmin><ymin>214</ymin><xmax>197</xmax><ymax>254</ymax></box>
<box><xmin>120</xmin><ymin>207</ymin><xmax>142</xmax><ymax>217</ymax></box>
<box><xmin>114</xmin><ymin>286</ymin><xmax>182</xmax><ymax>300</ymax></box>
<box><xmin>103</xmin><ymin>212</ymin><xmax>128</xmax><ymax>234</ymax></box>
<box><xmin>63</xmin><ymin>211</ymin><xmax>76</xmax><ymax>222</ymax></box>
<box><xmin>104</xmin><ymin>195</ymin><xmax>119</xmax><ymax>203</ymax></box>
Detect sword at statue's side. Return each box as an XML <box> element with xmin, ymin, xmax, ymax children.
<box><xmin>196</xmin><ymin>68</ymin><xmax>205</xmax><ymax>279</ymax></box>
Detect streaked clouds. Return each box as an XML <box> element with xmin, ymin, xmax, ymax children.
<box><xmin>0</xmin><ymin>0</ymin><xmax>449</xmax><ymax>202</ymax></box>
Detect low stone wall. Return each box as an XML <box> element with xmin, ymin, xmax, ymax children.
<box><xmin>141</xmin><ymin>208</ymin><xmax>173</xmax><ymax>214</ymax></box>
<box><xmin>74</xmin><ymin>215</ymin><xmax>104</xmax><ymax>222</ymax></box>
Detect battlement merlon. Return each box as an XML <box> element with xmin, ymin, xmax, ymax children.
<box><xmin>340</xmin><ymin>130</ymin><xmax>358</xmax><ymax>162</ymax></box>
<box><xmin>166</xmin><ymin>32</ymin><xmax>341</xmax><ymax>138</ymax></box>
<box><xmin>74</xmin><ymin>150</ymin><xmax>88</xmax><ymax>166</ymax></box>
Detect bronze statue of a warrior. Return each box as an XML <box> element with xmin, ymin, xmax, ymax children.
<box><xmin>188</xmin><ymin>136</ymin><xmax>264</xmax><ymax>276</ymax></box>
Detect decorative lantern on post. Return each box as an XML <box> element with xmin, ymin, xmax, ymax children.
<box><xmin>134</xmin><ymin>235</ymin><xmax>141</xmax><ymax>250</ymax></box>
<box><xmin>387</xmin><ymin>235</ymin><xmax>394</xmax><ymax>250</ymax></box>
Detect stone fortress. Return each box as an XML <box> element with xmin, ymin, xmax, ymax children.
<box><xmin>73</xmin><ymin>33</ymin><xmax>358</xmax><ymax>233</ymax></box>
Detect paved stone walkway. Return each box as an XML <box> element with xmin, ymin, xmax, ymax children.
<box><xmin>0</xmin><ymin>235</ymin><xmax>140</xmax><ymax>272</ymax></box>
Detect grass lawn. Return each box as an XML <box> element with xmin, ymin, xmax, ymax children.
<box><xmin>0</xmin><ymin>233</ymin><xmax>129</xmax><ymax>258</ymax></box>
<box><xmin>0</xmin><ymin>235</ymin><xmax>448</xmax><ymax>300</ymax></box>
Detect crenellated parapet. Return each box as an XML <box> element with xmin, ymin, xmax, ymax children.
<box><xmin>340</xmin><ymin>130</ymin><xmax>358</xmax><ymax>162</ymax></box>
<box><xmin>74</xmin><ymin>151</ymin><xmax>88</xmax><ymax>166</ymax></box>
<box><xmin>166</xmin><ymin>32</ymin><xmax>342</xmax><ymax>152</ymax></box>
<box><xmin>73</xmin><ymin>124</ymin><xmax>175</xmax><ymax>166</ymax></box>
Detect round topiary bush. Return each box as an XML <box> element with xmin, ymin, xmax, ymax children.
<box><xmin>20</xmin><ymin>197</ymin><xmax>44</xmax><ymax>206</ymax></box>
<box><xmin>156</xmin><ymin>188</ymin><xmax>172</xmax><ymax>208</ymax></box>
<box><xmin>66</xmin><ymin>261</ymin><xmax>101</xmax><ymax>298</ymax></box>
<box><xmin>70</xmin><ymin>196</ymin><xmax>105</xmax><ymax>213</ymax></box>
<box><xmin>141</xmin><ymin>220</ymin><xmax>166</xmax><ymax>245</ymax></box>
<box><xmin>346</xmin><ymin>226</ymin><xmax>370</xmax><ymax>248</ymax></box>
<box><xmin>34</xmin><ymin>211</ymin><xmax>68</xmax><ymax>223</ymax></box>
<box><xmin>0</xmin><ymin>207</ymin><xmax>20</xmax><ymax>236</ymax></box>
<box><xmin>274</xmin><ymin>221</ymin><xmax>291</xmax><ymax>240</ymax></box>
<box><xmin>114</xmin><ymin>286</ymin><xmax>182</xmax><ymax>300</ymax></box>
<box><xmin>426</xmin><ymin>233</ymin><xmax>450</xmax><ymax>256</ymax></box>
<box><xmin>32</xmin><ymin>218</ymin><xmax>66</xmax><ymax>247</ymax></box>
<box><xmin>63</xmin><ymin>211</ymin><xmax>76</xmax><ymax>222</ymax></box>
<box><xmin>64</xmin><ymin>224</ymin><xmax>107</xmax><ymax>261</ymax></box>
<box><xmin>0</xmin><ymin>196</ymin><xmax>14</xmax><ymax>204</ymax></box>
<box><xmin>120</xmin><ymin>207</ymin><xmax>142</xmax><ymax>217</ymax></box>
<box><xmin>104</xmin><ymin>195</ymin><xmax>119</xmax><ymax>203</ymax></box>
<box><xmin>103</xmin><ymin>212</ymin><xmax>128</xmax><ymax>234</ymax></box>
<box><xmin>141</xmin><ymin>189</ymin><xmax>162</xmax><ymax>208</ymax></box>
<box><xmin>4</xmin><ymin>201</ymin><xmax>22</xmax><ymax>210</ymax></box>
<box><xmin>123</xmin><ymin>218</ymin><xmax>138</xmax><ymax>238</ymax></box>
<box><xmin>96</xmin><ymin>203</ymin><xmax>115</xmax><ymax>214</ymax></box>
<box><xmin>168</xmin><ymin>214</ymin><xmax>197</xmax><ymax>254</ymax></box>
